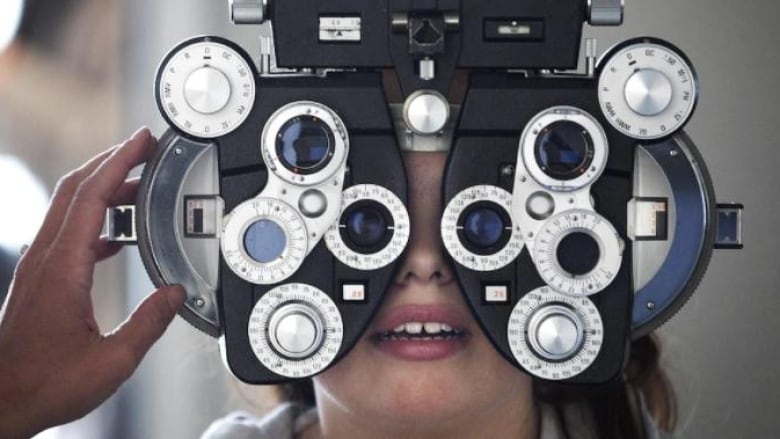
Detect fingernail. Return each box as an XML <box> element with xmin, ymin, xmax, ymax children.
<box><xmin>165</xmin><ymin>285</ymin><xmax>187</xmax><ymax>311</ymax></box>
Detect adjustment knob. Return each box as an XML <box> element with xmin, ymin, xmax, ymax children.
<box><xmin>624</xmin><ymin>69</ymin><xmax>673</xmax><ymax>117</ymax></box>
<box><xmin>403</xmin><ymin>90</ymin><xmax>450</xmax><ymax>135</ymax></box>
<box><xmin>507</xmin><ymin>286</ymin><xmax>603</xmax><ymax>380</ymax></box>
<box><xmin>527</xmin><ymin>305</ymin><xmax>584</xmax><ymax>361</ymax></box>
<box><xmin>230</xmin><ymin>0</ymin><xmax>268</xmax><ymax>24</ymax></box>
<box><xmin>598</xmin><ymin>38</ymin><xmax>698</xmax><ymax>140</ymax></box>
<box><xmin>588</xmin><ymin>0</ymin><xmax>624</xmax><ymax>26</ymax></box>
<box><xmin>184</xmin><ymin>67</ymin><xmax>232</xmax><ymax>114</ymax></box>
<box><xmin>268</xmin><ymin>303</ymin><xmax>324</xmax><ymax>359</ymax></box>
<box><xmin>248</xmin><ymin>283</ymin><xmax>344</xmax><ymax>378</ymax></box>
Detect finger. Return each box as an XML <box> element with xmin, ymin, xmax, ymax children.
<box><xmin>56</xmin><ymin>128</ymin><xmax>156</xmax><ymax>252</ymax></box>
<box><xmin>109</xmin><ymin>178</ymin><xmax>142</xmax><ymax>206</ymax></box>
<box><xmin>93</xmin><ymin>236</ymin><xmax>123</xmax><ymax>262</ymax></box>
<box><xmin>104</xmin><ymin>285</ymin><xmax>186</xmax><ymax>378</ymax></box>
<box><xmin>27</xmin><ymin>145</ymin><xmax>120</xmax><ymax>255</ymax></box>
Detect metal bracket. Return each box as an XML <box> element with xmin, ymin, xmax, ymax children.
<box><xmin>714</xmin><ymin>203</ymin><xmax>744</xmax><ymax>249</ymax></box>
<box><xmin>106</xmin><ymin>205</ymin><xmax>137</xmax><ymax>244</ymax></box>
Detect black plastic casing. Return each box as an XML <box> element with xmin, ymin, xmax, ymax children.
<box><xmin>216</xmin><ymin>73</ymin><xmax>408</xmax><ymax>384</ymax></box>
<box><xmin>444</xmin><ymin>74</ymin><xmax>635</xmax><ymax>384</ymax></box>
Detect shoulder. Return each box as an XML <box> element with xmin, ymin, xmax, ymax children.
<box><xmin>538</xmin><ymin>398</ymin><xmax>674</xmax><ymax>439</ymax></box>
<box><xmin>200</xmin><ymin>403</ymin><xmax>317</xmax><ymax>439</ymax></box>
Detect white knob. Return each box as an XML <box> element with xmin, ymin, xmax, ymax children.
<box><xmin>268</xmin><ymin>303</ymin><xmax>324</xmax><ymax>359</ymax></box>
<box><xmin>624</xmin><ymin>69</ymin><xmax>673</xmax><ymax>117</ymax></box>
<box><xmin>527</xmin><ymin>305</ymin><xmax>584</xmax><ymax>361</ymax></box>
<box><xmin>403</xmin><ymin>90</ymin><xmax>450</xmax><ymax>135</ymax></box>
<box><xmin>184</xmin><ymin>66</ymin><xmax>232</xmax><ymax>115</ymax></box>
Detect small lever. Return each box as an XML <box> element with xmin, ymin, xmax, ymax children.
<box><xmin>106</xmin><ymin>205</ymin><xmax>137</xmax><ymax>244</ymax></box>
<box><xmin>714</xmin><ymin>203</ymin><xmax>744</xmax><ymax>249</ymax></box>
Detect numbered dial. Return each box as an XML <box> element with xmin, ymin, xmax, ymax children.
<box><xmin>598</xmin><ymin>38</ymin><xmax>698</xmax><ymax>140</ymax></box>
<box><xmin>442</xmin><ymin>185</ymin><xmax>524</xmax><ymax>271</ymax></box>
<box><xmin>325</xmin><ymin>185</ymin><xmax>410</xmax><ymax>271</ymax></box>
<box><xmin>248</xmin><ymin>283</ymin><xmax>343</xmax><ymax>378</ymax></box>
<box><xmin>533</xmin><ymin>210</ymin><xmax>623</xmax><ymax>296</ymax></box>
<box><xmin>157</xmin><ymin>37</ymin><xmax>256</xmax><ymax>138</ymax></box>
<box><xmin>222</xmin><ymin>198</ymin><xmax>308</xmax><ymax>285</ymax></box>
<box><xmin>507</xmin><ymin>286</ymin><xmax>603</xmax><ymax>380</ymax></box>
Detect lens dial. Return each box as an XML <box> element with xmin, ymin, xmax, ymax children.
<box><xmin>598</xmin><ymin>38</ymin><xmax>698</xmax><ymax>140</ymax></box>
<box><xmin>325</xmin><ymin>185</ymin><xmax>410</xmax><ymax>271</ymax></box>
<box><xmin>520</xmin><ymin>107</ymin><xmax>608</xmax><ymax>192</ymax></box>
<box><xmin>442</xmin><ymin>185</ymin><xmax>524</xmax><ymax>271</ymax></box>
<box><xmin>248</xmin><ymin>283</ymin><xmax>343</xmax><ymax>378</ymax></box>
<box><xmin>262</xmin><ymin>102</ymin><xmax>349</xmax><ymax>186</ymax></box>
<box><xmin>222</xmin><ymin>197</ymin><xmax>308</xmax><ymax>285</ymax></box>
<box><xmin>507</xmin><ymin>286</ymin><xmax>603</xmax><ymax>380</ymax></box>
<box><xmin>533</xmin><ymin>210</ymin><xmax>623</xmax><ymax>296</ymax></box>
<box><xmin>156</xmin><ymin>37</ymin><xmax>256</xmax><ymax>138</ymax></box>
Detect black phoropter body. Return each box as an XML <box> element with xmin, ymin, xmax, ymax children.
<box><xmin>106</xmin><ymin>0</ymin><xmax>742</xmax><ymax>385</ymax></box>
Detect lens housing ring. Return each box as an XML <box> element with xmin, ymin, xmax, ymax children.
<box><xmin>441</xmin><ymin>185</ymin><xmax>524</xmax><ymax>272</ymax></box>
<box><xmin>325</xmin><ymin>184</ymin><xmax>410</xmax><ymax>271</ymax></box>
<box><xmin>262</xmin><ymin>101</ymin><xmax>349</xmax><ymax>187</ymax></box>
<box><xmin>520</xmin><ymin>106</ymin><xmax>608</xmax><ymax>192</ymax></box>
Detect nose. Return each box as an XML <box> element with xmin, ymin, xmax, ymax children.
<box><xmin>394</xmin><ymin>152</ymin><xmax>454</xmax><ymax>285</ymax></box>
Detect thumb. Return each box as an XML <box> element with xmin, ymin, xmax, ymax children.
<box><xmin>107</xmin><ymin>285</ymin><xmax>186</xmax><ymax>372</ymax></box>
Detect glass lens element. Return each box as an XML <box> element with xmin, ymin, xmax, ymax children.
<box><xmin>345</xmin><ymin>205</ymin><xmax>388</xmax><ymax>249</ymax></box>
<box><xmin>463</xmin><ymin>207</ymin><xmax>505</xmax><ymax>249</ymax></box>
<box><xmin>276</xmin><ymin>116</ymin><xmax>334</xmax><ymax>173</ymax></box>
<box><xmin>244</xmin><ymin>219</ymin><xmax>287</xmax><ymax>263</ymax></box>
<box><xmin>535</xmin><ymin>121</ymin><xmax>594</xmax><ymax>181</ymax></box>
<box><xmin>556</xmin><ymin>232</ymin><xmax>600</xmax><ymax>275</ymax></box>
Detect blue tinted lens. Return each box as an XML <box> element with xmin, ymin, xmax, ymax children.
<box><xmin>277</xmin><ymin>116</ymin><xmax>331</xmax><ymax>171</ymax></box>
<box><xmin>346</xmin><ymin>206</ymin><xmax>387</xmax><ymax>248</ymax></box>
<box><xmin>243</xmin><ymin>219</ymin><xmax>287</xmax><ymax>263</ymax></box>
<box><xmin>536</xmin><ymin>121</ymin><xmax>591</xmax><ymax>179</ymax></box>
<box><xmin>463</xmin><ymin>207</ymin><xmax>504</xmax><ymax>249</ymax></box>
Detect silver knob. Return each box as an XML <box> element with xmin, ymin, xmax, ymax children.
<box><xmin>403</xmin><ymin>90</ymin><xmax>450</xmax><ymax>135</ymax></box>
<box><xmin>183</xmin><ymin>67</ymin><xmax>232</xmax><ymax>115</ymax></box>
<box><xmin>624</xmin><ymin>69</ymin><xmax>673</xmax><ymax>117</ymax></box>
<box><xmin>527</xmin><ymin>305</ymin><xmax>584</xmax><ymax>361</ymax></box>
<box><xmin>230</xmin><ymin>0</ymin><xmax>268</xmax><ymax>24</ymax></box>
<box><xmin>587</xmin><ymin>0</ymin><xmax>624</xmax><ymax>26</ymax></box>
<box><xmin>268</xmin><ymin>303</ymin><xmax>324</xmax><ymax>359</ymax></box>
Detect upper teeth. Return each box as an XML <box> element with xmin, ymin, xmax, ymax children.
<box><xmin>392</xmin><ymin>322</ymin><xmax>456</xmax><ymax>335</ymax></box>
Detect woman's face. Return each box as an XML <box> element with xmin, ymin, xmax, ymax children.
<box><xmin>312</xmin><ymin>152</ymin><xmax>534</xmax><ymax>429</ymax></box>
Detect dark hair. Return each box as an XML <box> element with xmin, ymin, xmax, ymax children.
<box><xmin>278</xmin><ymin>334</ymin><xmax>676</xmax><ymax>438</ymax></box>
<box><xmin>16</xmin><ymin>0</ymin><xmax>84</xmax><ymax>51</ymax></box>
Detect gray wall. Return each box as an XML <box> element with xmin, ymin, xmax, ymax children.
<box><xmin>115</xmin><ymin>1</ymin><xmax>779</xmax><ymax>438</ymax></box>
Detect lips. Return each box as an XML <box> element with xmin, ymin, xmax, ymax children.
<box><xmin>370</xmin><ymin>305</ymin><xmax>471</xmax><ymax>361</ymax></box>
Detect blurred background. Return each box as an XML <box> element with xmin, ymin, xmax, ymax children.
<box><xmin>0</xmin><ymin>0</ymin><xmax>777</xmax><ymax>437</ymax></box>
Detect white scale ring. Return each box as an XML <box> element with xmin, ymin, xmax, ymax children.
<box><xmin>248</xmin><ymin>283</ymin><xmax>343</xmax><ymax>378</ymax></box>
<box><xmin>325</xmin><ymin>184</ymin><xmax>410</xmax><ymax>271</ymax></box>
<box><xmin>533</xmin><ymin>210</ymin><xmax>623</xmax><ymax>296</ymax></box>
<box><xmin>441</xmin><ymin>185</ymin><xmax>524</xmax><ymax>271</ymax></box>
<box><xmin>520</xmin><ymin>106</ymin><xmax>609</xmax><ymax>192</ymax></box>
<box><xmin>158</xmin><ymin>40</ymin><xmax>255</xmax><ymax>138</ymax></box>
<box><xmin>507</xmin><ymin>286</ymin><xmax>603</xmax><ymax>380</ymax></box>
<box><xmin>262</xmin><ymin>101</ymin><xmax>349</xmax><ymax>187</ymax></box>
<box><xmin>598</xmin><ymin>42</ymin><xmax>697</xmax><ymax>140</ymax></box>
<box><xmin>222</xmin><ymin>197</ymin><xmax>308</xmax><ymax>285</ymax></box>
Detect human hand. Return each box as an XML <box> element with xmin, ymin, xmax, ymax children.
<box><xmin>0</xmin><ymin>128</ymin><xmax>186</xmax><ymax>439</ymax></box>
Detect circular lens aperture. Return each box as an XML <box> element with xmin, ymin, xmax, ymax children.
<box><xmin>556</xmin><ymin>232</ymin><xmax>601</xmax><ymax>276</ymax></box>
<box><xmin>244</xmin><ymin>219</ymin><xmax>287</xmax><ymax>263</ymax></box>
<box><xmin>276</xmin><ymin>115</ymin><xmax>335</xmax><ymax>174</ymax></box>
<box><xmin>345</xmin><ymin>205</ymin><xmax>388</xmax><ymax>249</ymax></box>
<box><xmin>535</xmin><ymin>121</ymin><xmax>594</xmax><ymax>181</ymax></box>
<box><xmin>463</xmin><ymin>207</ymin><xmax>505</xmax><ymax>249</ymax></box>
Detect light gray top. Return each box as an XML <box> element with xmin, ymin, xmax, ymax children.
<box><xmin>202</xmin><ymin>398</ymin><xmax>671</xmax><ymax>439</ymax></box>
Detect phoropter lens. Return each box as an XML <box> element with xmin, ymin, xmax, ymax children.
<box><xmin>556</xmin><ymin>232</ymin><xmax>600</xmax><ymax>276</ymax></box>
<box><xmin>276</xmin><ymin>115</ymin><xmax>335</xmax><ymax>174</ymax></box>
<box><xmin>244</xmin><ymin>219</ymin><xmax>287</xmax><ymax>263</ymax></box>
<box><xmin>457</xmin><ymin>202</ymin><xmax>511</xmax><ymax>256</ymax></box>
<box><xmin>535</xmin><ymin>121</ymin><xmax>594</xmax><ymax>181</ymax></box>
<box><xmin>341</xmin><ymin>202</ymin><xmax>393</xmax><ymax>253</ymax></box>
